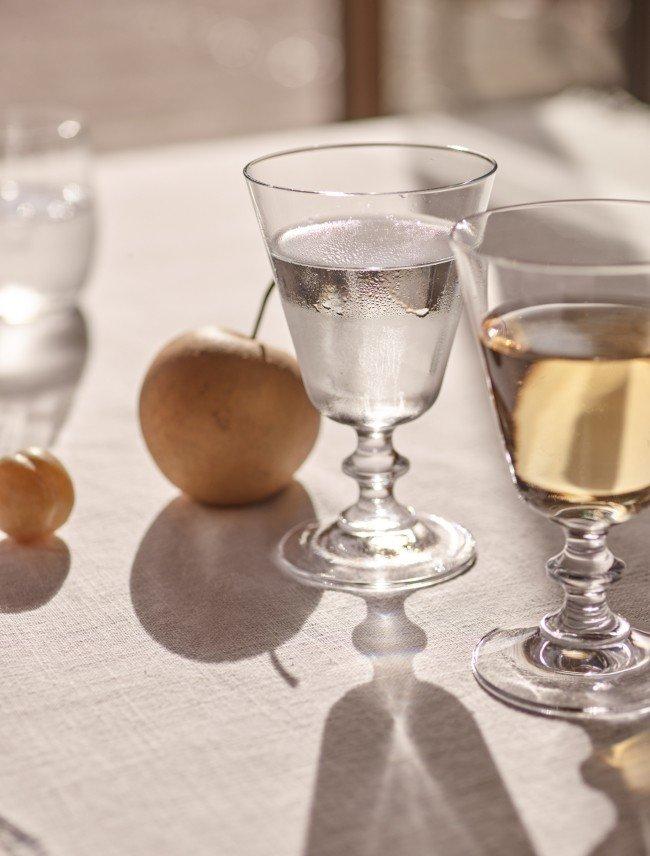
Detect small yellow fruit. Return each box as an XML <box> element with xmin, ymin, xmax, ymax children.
<box><xmin>0</xmin><ymin>448</ymin><xmax>75</xmax><ymax>542</ymax></box>
<box><xmin>139</xmin><ymin>327</ymin><xmax>320</xmax><ymax>505</ymax></box>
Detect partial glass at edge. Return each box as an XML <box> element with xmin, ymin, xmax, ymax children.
<box><xmin>0</xmin><ymin>105</ymin><xmax>94</xmax><ymax>323</ymax></box>
<box><xmin>245</xmin><ymin>143</ymin><xmax>496</xmax><ymax>592</ymax></box>
<box><xmin>452</xmin><ymin>199</ymin><xmax>650</xmax><ymax>719</ymax></box>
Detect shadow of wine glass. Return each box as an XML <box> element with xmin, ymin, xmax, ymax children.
<box><xmin>574</xmin><ymin>511</ymin><xmax>650</xmax><ymax>856</ymax></box>
<box><xmin>0</xmin><ymin>307</ymin><xmax>89</xmax><ymax>452</ymax></box>
<box><xmin>303</xmin><ymin>594</ymin><xmax>536</xmax><ymax>856</ymax></box>
<box><xmin>580</xmin><ymin>721</ymin><xmax>650</xmax><ymax>856</ymax></box>
<box><xmin>130</xmin><ymin>481</ymin><xmax>321</xmax><ymax>679</ymax></box>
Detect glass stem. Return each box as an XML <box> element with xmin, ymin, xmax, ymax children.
<box><xmin>338</xmin><ymin>429</ymin><xmax>416</xmax><ymax>534</ymax></box>
<box><xmin>541</xmin><ymin>520</ymin><xmax>629</xmax><ymax>650</ymax></box>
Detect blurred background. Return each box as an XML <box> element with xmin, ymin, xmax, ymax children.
<box><xmin>3</xmin><ymin>0</ymin><xmax>648</xmax><ymax>150</ymax></box>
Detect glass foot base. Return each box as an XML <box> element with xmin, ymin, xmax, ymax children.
<box><xmin>277</xmin><ymin>513</ymin><xmax>476</xmax><ymax>593</ymax></box>
<box><xmin>473</xmin><ymin>626</ymin><xmax>650</xmax><ymax>721</ymax></box>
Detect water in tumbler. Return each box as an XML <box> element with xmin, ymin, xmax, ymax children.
<box><xmin>0</xmin><ymin>182</ymin><xmax>94</xmax><ymax>322</ymax></box>
<box><xmin>271</xmin><ymin>215</ymin><xmax>460</xmax><ymax>429</ymax></box>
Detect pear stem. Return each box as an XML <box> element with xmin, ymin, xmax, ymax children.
<box><xmin>251</xmin><ymin>280</ymin><xmax>276</xmax><ymax>340</ymax></box>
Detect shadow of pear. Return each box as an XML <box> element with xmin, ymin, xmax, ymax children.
<box><xmin>130</xmin><ymin>481</ymin><xmax>321</xmax><ymax>663</ymax></box>
<box><xmin>0</xmin><ymin>536</ymin><xmax>70</xmax><ymax>613</ymax></box>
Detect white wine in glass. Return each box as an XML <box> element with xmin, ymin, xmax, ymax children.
<box><xmin>453</xmin><ymin>199</ymin><xmax>650</xmax><ymax>720</ymax></box>
<box><xmin>481</xmin><ymin>302</ymin><xmax>650</xmax><ymax>519</ymax></box>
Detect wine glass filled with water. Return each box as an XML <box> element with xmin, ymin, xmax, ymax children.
<box><xmin>452</xmin><ymin>199</ymin><xmax>650</xmax><ymax>719</ymax></box>
<box><xmin>0</xmin><ymin>106</ymin><xmax>95</xmax><ymax>323</ymax></box>
<box><xmin>245</xmin><ymin>143</ymin><xmax>496</xmax><ymax>592</ymax></box>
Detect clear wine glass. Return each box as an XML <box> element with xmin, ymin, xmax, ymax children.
<box><xmin>452</xmin><ymin>198</ymin><xmax>650</xmax><ymax>719</ymax></box>
<box><xmin>245</xmin><ymin>143</ymin><xmax>496</xmax><ymax>592</ymax></box>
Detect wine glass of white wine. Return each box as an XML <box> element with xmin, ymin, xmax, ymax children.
<box><xmin>452</xmin><ymin>199</ymin><xmax>650</xmax><ymax>719</ymax></box>
<box><xmin>245</xmin><ymin>143</ymin><xmax>496</xmax><ymax>592</ymax></box>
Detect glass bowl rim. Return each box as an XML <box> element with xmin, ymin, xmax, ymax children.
<box><xmin>243</xmin><ymin>141</ymin><xmax>497</xmax><ymax>197</ymax></box>
<box><xmin>451</xmin><ymin>197</ymin><xmax>650</xmax><ymax>275</ymax></box>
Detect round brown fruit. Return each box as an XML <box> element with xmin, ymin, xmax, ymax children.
<box><xmin>0</xmin><ymin>448</ymin><xmax>75</xmax><ymax>542</ymax></box>
<box><xmin>139</xmin><ymin>328</ymin><xmax>320</xmax><ymax>505</ymax></box>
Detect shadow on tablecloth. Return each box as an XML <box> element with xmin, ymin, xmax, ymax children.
<box><xmin>0</xmin><ymin>307</ymin><xmax>86</xmax><ymax>615</ymax></box>
<box><xmin>0</xmin><ymin>537</ymin><xmax>69</xmax><ymax>612</ymax></box>
<box><xmin>578</xmin><ymin>512</ymin><xmax>650</xmax><ymax>856</ymax></box>
<box><xmin>0</xmin><ymin>308</ymin><xmax>88</xmax><ymax>454</ymax></box>
<box><xmin>129</xmin><ymin>480</ymin><xmax>321</xmax><ymax>677</ymax></box>
<box><xmin>580</xmin><ymin>720</ymin><xmax>650</xmax><ymax>856</ymax></box>
<box><xmin>303</xmin><ymin>594</ymin><xmax>537</xmax><ymax>856</ymax></box>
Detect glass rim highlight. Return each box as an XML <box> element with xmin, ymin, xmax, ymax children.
<box><xmin>451</xmin><ymin>198</ymin><xmax>650</xmax><ymax>276</ymax></box>
<box><xmin>243</xmin><ymin>142</ymin><xmax>497</xmax><ymax>198</ymax></box>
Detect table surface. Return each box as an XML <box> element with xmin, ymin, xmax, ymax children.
<box><xmin>2</xmin><ymin>90</ymin><xmax>650</xmax><ymax>856</ymax></box>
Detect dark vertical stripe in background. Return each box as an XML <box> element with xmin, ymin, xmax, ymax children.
<box><xmin>626</xmin><ymin>0</ymin><xmax>650</xmax><ymax>103</ymax></box>
<box><xmin>343</xmin><ymin>0</ymin><xmax>382</xmax><ymax>119</ymax></box>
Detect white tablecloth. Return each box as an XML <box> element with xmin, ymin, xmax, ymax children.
<box><xmin>2</xmin><ymin>91</ymin><xmax>650</xmax><ymax>856</ymax></box>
